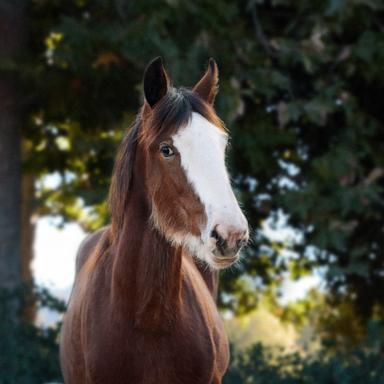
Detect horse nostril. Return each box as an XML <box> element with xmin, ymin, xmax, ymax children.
<box><xmin>210</xmin><ymin>229</ymin><xmax>218</xmax><ymax>240</ymax></box>
<box><xmin>210</xmin><ymin>229</ymin><xmax>227</xmax><ymax>255</ymax></box>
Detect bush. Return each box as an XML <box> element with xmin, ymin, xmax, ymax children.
<box><xmin>1</xmin><ymin>286</ymin><xmax>384</xmax><ymax>384</ymax></box>
<box><xmin>224</xmin><ymin>322</ymin><xmax>384</xmax><ymax>384</ymax></box>
<box><xmin>0</xmin><ymin>286</ymin><xmax>65</xmax><ymax>384</ymax></box>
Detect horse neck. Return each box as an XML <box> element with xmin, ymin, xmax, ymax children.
<box><xmin>111</xmin><ymin>152</ymin><xmax>183</xmax><ymax>332</ymax></box>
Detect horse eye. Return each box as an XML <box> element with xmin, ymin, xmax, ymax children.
<box><xmin>159</xmin><ymin>144</ymin><xmax>175</xmax><ymax>158</ymax></box>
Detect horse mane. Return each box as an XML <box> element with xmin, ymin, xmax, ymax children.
<box><xmin>108</xmin><ymin>116</ymin><xmax>141</xmax><ymax>239</ymax></box>
<box><xmin>108</xmin><ymin>88</ymin><xmax>226</xmax><ymax>241</ymax></box>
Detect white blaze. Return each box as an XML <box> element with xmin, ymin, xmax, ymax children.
<box><xmin>172</xmin><ymin>112</ymin><xmax>247</xmax><ymax>259</ymax></box>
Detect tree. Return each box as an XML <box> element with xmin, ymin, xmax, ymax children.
<box><xmin>4</xmin><ymin>0</ymin><xmax>384</xmax><ymax>321</ymax></box>
<box><xmin>0</xmin><ymin>0</ymin><xmax>28</xmax><ymax>292</ymax></box>
<box><xmin>1</xmin><ymin>1</ymin><xmax>384</xmax><ymax>380</ymax></box>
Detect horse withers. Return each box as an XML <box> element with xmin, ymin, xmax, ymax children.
<box><xmin>60</xmin><ymin>57</ymin><xmax>249</xmax><ymax>384</ymax></box>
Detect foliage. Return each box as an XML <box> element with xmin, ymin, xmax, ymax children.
<box><xmin>0</xmin><ymin>287</ymin><xmax>64</xmax><ymax>384</ymax></box>
<box><xmin>224</xmin><ymin>321</ymin><xmax>384</xmax><ymax>384</ymax></box>
<box><xmin>281</xmin><ymin>289</ymin><xmax>368</xmax><ymax>349</ymax></box>
<box><xmin>1</xmin><ymin>285</ymin><xmax>383</xmax><ymax>384</ymax></box>
<box><xmin>17</xmin><ymin>0</ymin><xmax>384</xmax><ymax>318</ymax></box>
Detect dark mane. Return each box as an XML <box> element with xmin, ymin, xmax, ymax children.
<box><xmin>108</xmin><ymin>88</ymin><xmax>226</xmax><ymax>238</ymax></box>
<box><xmin>108</xmin><ymin>116</ymin><xmax>140</xmax><ymax>237</ymax></box>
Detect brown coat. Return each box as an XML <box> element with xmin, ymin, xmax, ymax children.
<box><xmin>60</xmin><ymin>218</ymin><xmax>229</xmax><ymax>383</ymax></box>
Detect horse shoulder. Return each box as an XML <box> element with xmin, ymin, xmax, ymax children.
<box><xmin>75</xmin><ymin>226</ymin><xmax>109</xmax><ymax>274</ymax></box>
<box><xmin>61</xmin><ymin>227</ymin><xmax>112</xmax><ymax>383</ymax></box>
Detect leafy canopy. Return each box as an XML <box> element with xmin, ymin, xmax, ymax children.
<box><xmin>21</xmin><ymin>0</ymin><xmax>384</xmax><ymax>317</ymax></box>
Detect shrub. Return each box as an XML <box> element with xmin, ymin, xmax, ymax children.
<box><xmin>0</xmin><ymin>286</ymin><xmax>65</xmax><ymax>384</ymax></box>
<box><xmin>224</xmin><ymin>322</ymin><xmax>384</xmax><ymax>384</ymax></box>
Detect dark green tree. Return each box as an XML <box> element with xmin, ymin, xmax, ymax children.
<box><xmin>0</xmin><ymin>0</ymin><xmax>27</xmax><ymax>292</ymax></box>
<box><xmin>1</xmin><ymin>0</ymin><xmax>384</xmax><ymax>382</ymax></box>
<box><xmin>6</xmin><ymin>0</ymin><xmax>384</xmax><ymax>318</ymax></box>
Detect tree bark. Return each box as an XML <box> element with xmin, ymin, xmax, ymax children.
<box><xmin>21</xmin><ymin>173</ymin><xmax>35</xmax><ymax>286</ymax></box>
<box><xmin>21</xmin><ymin>171</ymin><xmax>36</xmax><ymax>320</ymax></box>
<box><xmin>0</xmin><ymin>1</ymin><xmax>27</xmax><ymax>291</ymax></box>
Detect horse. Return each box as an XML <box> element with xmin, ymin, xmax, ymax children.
<box><xmin>60</xmin><ymin>57</ymin><xmax>249</xmax><ymax>384</ymax></box>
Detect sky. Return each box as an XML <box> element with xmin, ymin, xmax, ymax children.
<box><xmin>33</xmin><ymin>218</ymin><xmax>84</xmax><ymax>293</ymax></box>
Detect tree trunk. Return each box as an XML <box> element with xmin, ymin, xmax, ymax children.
<box><xmin>21</xmin><ymin>172</ymin><xmax>36</xmax><ymax>320</ymax></box>
<box><xmin>21</xmin><ymin>173</ymin><xmax>35</xmax><ymax>286</ymax></box>
<box><xmin>0</xmin><ymin>1</ymin><xmax>27</xmax><ymax>291</ymax></box>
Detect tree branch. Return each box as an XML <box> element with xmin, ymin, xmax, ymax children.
<box><xmin>249</xmin><ymin>3</ymin><xmax>279</xmax><ymax>58</ymax></box>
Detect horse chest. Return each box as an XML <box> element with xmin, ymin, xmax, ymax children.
<box><xmin>84</xmin><ymin>268</ymin><xmax>229</xmax><ymax>384</ymax></box>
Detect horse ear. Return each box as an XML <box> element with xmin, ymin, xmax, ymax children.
<box><xmin>193</xmin><ymin>58</ymin><xmax>219</xmax><ymax>105</ymax></box>
<box><xmin>143</xmin><ymin>57</ymin><xmax>170</xmax><ymax>108</ymax></box>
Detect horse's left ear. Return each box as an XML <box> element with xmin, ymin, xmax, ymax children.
<box><xmin>143</xmin><ymin>57</ymin><xmax>170</xmax><ymax>108</ymax></box>
<box><xmin>193</xmin><ymin>58</ymin><xmax>219</xmax><ymax>105</ymax></box>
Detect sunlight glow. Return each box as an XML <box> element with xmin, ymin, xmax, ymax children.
<box><xmin>33</xmin><ymin>217</ymin><xmax>86</xmax><ymax>300</ymax></box>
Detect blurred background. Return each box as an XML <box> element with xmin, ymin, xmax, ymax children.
<box><xmin>1</xmin><ymin>0</ymin><xmax>384</xmax><ymax>383</ymax></box>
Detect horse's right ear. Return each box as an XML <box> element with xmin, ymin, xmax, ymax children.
<box><xmin>143</xmin><ymin>57</ymin><xmax>169</xmax><ymax>108</ymax></box>
<box><xmin>193</xmin><ymin>58</ymin><xmax>219</xmax><ymax>105</ymax></box>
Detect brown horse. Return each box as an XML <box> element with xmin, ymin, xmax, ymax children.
<box><xmin>60</xmin><ymin>57</ymin><xmax>249</xmax><ymax>384</ymax></box>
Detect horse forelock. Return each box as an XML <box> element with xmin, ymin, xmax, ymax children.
<box><xmin>140</xmin><ymin>88</ymin><xmax>226</xmax><ymax>148</ymax></box>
